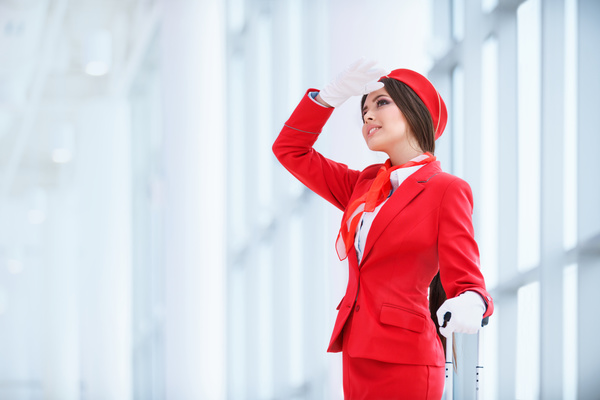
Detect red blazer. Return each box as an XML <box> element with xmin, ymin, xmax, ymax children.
<box><xmin>273</xmin><ymin>90</ymin><xmax>494</xmax><ymax>367</ymax></box>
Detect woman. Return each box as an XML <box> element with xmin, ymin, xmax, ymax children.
<box><xmin>272</xmin><ymin>59</ymin><xmax>494</xmax><ymax>399</ymax></box>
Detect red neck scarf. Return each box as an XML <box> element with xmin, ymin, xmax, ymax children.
<box><xmin>335</xmin><ymin>152</ymin><xmax>436</xmax><ymax>260</ymax></box>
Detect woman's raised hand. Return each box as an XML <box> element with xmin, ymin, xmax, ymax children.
<box><xmin>318</xmin><ymin>58</ymin><xmax>389</xmax><ymax>108</ymax></box>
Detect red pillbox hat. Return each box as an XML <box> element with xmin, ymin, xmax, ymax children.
<box><xmin>381</xmin><ymin>69</ymin><xmax>448</xmax><ymax>140</ymax></box>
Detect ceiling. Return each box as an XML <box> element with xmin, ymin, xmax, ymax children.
<box><xmin>0</xmin><ymin>0</ymin><xmax>159</xmax><ymax>197</ymax></box>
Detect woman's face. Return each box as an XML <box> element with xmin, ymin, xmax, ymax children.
<box><xmin>361</xmin><ymin>87</ymin><xmax>415</xmax><ymax>155</ymax></box>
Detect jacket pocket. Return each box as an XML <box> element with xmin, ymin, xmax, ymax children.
<box><xmin>380</xmin><ymin>304</ymin><xmax>426</xmax><ymax>333</ymax></box>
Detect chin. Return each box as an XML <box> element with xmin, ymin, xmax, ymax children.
<box><xmin>365</xmin><ymin>143</ymin><xmax>379</xmax><ymax>152</ymax></box>
<box><xmin>365</xmin><ymin>140</ymin><xmax>385</xmax><ymax>153</ymax></box>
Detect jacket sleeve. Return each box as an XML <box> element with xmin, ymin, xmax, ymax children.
<box><xmin>272</xmin><ymin>89</ymin><xmax>361</xmax><ymax>211</ymax></box>
<box><xmin>437</xmin><ymin>178</ymin><xmax>494</xmax><ymax>318</ymax></box>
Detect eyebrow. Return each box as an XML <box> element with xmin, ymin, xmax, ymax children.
<box><xmin>362</xmin><ymin>94</ymin><xmax>389</xmax><ymax>113</ymax></box>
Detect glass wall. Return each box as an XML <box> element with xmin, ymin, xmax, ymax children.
<box><xmin>431</xmin><ymin>0</ymin><xmax>600</xmax><ymax>398</ymax></box>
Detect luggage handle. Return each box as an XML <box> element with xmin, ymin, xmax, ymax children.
<box><xmin>443</xmin><ymin>312</ymin><xmax>489</xmax><ymax>328</ymax></box>
<box><xmin>443</xmin><ymin>313</ymin><xmax>489</xmax><ymax>400</ymax></box>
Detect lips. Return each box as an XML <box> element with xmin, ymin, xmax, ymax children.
<box><xmin>366</xmin><ymin>125</ymin><xmax>381</xmax><ymax>138</ymax></box>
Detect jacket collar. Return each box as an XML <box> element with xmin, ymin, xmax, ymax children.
<box><xmin>358</xmin><ymin>161</ymin><xmax>442</xmax><ymax>266</ymax></box>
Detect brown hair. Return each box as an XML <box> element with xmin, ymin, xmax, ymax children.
<box><xmin>361</xmin><ymin>78</ymin><xmax>452</xmax><ymax>358</ymax></box>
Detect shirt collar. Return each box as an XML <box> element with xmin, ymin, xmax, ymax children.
<box><xmin>389</xmin><ymin>154</ymin><xmax>430</xmax><ymax>191</ymax></box>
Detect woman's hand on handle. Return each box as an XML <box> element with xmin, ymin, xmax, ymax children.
<box><xmin>317</xmin><ymin>57</ymin><xmax>389</xmax><ymax>108</ymax></box>
<box><xmin>436</xmin><ymin>291</ymin><xmax>486</xmax><ymax>337</ymax></box>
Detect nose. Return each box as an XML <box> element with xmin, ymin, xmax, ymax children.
<box><xmin>363</xmin><ymin>110</ymin><xmax>375</xmax><ymax>121</ymax></box>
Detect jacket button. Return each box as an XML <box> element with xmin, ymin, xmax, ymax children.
<box><xmin>355</xmin><ymin>305</ymin><xmax>360</xmax><ymax>312</ymax></box>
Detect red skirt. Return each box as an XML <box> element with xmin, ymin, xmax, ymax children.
<box><xmin>342</xmin><ymin>351</ymin><xmax>444</xmax><ymax>399</ymax></box>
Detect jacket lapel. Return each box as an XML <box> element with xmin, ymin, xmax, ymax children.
<box><xmin>359</xmin><ymin>161</ymin><xmax>442</xmax><ymax>266</ymax></box>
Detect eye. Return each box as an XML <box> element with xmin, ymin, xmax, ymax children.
<box><xmin>376</xmin><ymin>99</ymin><xmax>390</xmax><ymax>107</ymax></box>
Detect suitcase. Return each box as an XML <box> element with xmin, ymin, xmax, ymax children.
<box><xmin>443</xmin><ymin>314</ymin><xmax>490</xmax><ymax>400</ymax></box>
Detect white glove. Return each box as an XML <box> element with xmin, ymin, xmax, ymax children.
<box><xmin>436</xmin><ymin>291</ymin><xmax>486</xmax><ymax>338</ymax></box>
<box><xmin>319</xmin><ymin>58</ymin><xmax>389</xmax><ymax>108</ymax></box>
